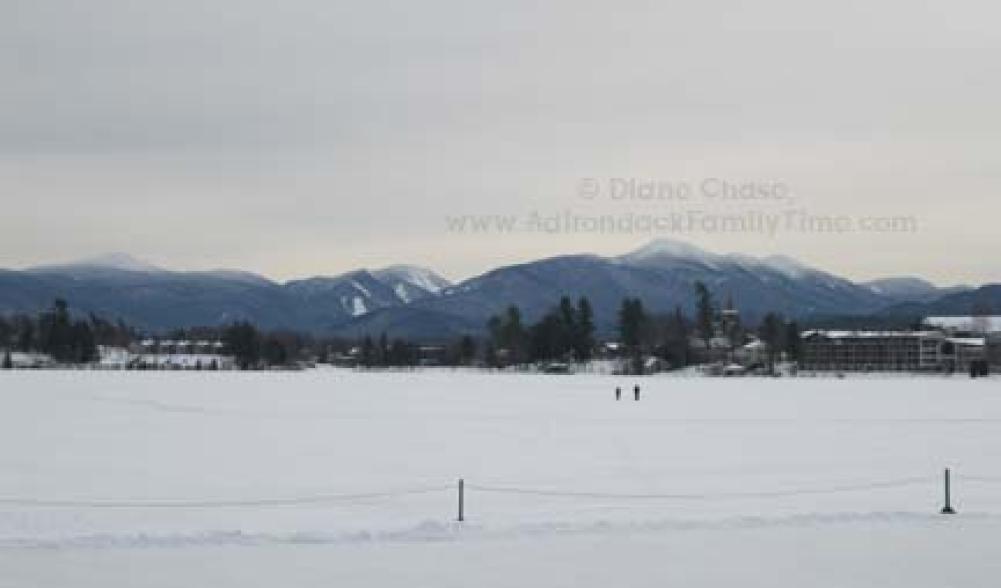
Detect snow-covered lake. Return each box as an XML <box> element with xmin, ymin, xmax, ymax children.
<box><xmin>1</xmin><ymin>370</ymin><xmax>1000</xmax><ymax>587</ymax></box>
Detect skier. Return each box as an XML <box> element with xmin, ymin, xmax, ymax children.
<box><xmin>634</xmin><ymin>384</ymin><xmax>641</xmax><ymax>401</ymax></box>
<box><xmin>615</xmin><ymin>387</ymin><xmax>621</xmax><ymax>401</ymax></box>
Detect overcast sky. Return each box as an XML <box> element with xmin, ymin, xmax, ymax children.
<box><xmin>2</xmin><ymin>0</ymin><xmax>999</xmax><ymax>284</ymax></box>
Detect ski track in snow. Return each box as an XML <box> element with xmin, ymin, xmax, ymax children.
<box><xmin>1</xmin><ymin>511</ymin><xmax>993</xmax><ymax>551</ymax></box>
<box><xmin>81</xmin><ymin>394</ymin><xmax>1001</xmax><ymax>426</ymax></box>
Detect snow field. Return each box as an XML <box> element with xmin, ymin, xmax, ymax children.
<box><xmin>0</xmin><ymin>369</ymin><xmax>999</xmax><ymax>586</ymax></box>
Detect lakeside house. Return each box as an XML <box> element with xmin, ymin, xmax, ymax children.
<box><xmin>92</xmin><ymin>340</ymin><xmax>236</xmax><ymax>370</ymax></box>
<box><xmin>5</xmin><ymin>351</ymin><xmax>57</xmax><ymax>369</ymax></box>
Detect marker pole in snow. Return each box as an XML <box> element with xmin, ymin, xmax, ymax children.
<box><xmin>941</xmin><ymin>468</ymin><xmax>956</xmax><ymax>515</ymax></box>
<box><xmin>457</xmin><ymin>479</ymin><xmax>465</xmax><ymax>522</ymax></box>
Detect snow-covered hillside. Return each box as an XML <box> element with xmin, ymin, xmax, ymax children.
<box><xmin>372</xmin><ymin>265</ymin><xmax>452</xmax><ymax>303</ymax></box>
<box><xmin>0</xmin><ymin>371</ymin><xmax>998</xmax><ymax>587</ymax></box>
<box><xmin>283</xmin><ymin>265</ymin><xmax>451</xmax><ymax>320</ymax></box>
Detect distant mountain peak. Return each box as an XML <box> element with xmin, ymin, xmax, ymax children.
<box><xmin>31</xmin><ymin>252</ymin><xmax>163</xmax><ymax>274</ymax></box>
<box><xmin>198</xmin><ymin>269</ymin><xmax>275</xmax><ymax>285</ymax></box>
<box><xmin>864</xmin><ymin>276</ymin><xmax>968</xmax><ymax>303</ymax></box>
<box><xmin>619</xmin><ymin>240</ymin><xmax>822</xmax><ymax>278</ymax></box>
<box><xmin>373</xmin><ymin>265</ymin><xmax>451</xmax><ymax>294</ymax></box>
<box><xmin>866</xmin><ymin>276</ymin><xmax>937</xmax><ymax>291</ymax></box>
<box><xmin>620</xmin><ymin>239</ymin><xmax>717</xmax><ymax>263</ymax></box>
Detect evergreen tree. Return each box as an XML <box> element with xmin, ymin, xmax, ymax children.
<box><xmin>16</xmin><ymin>318</ymin><xmax>34</xmax><ymax>352</ymax></box>
<box><xmin>71</xmin><ymin>320</ymin><xmax>97</xmax><ymax>364</ymax></box>
<box><xmin>360</xmin><ymin>336</ymin><xmax>376</xmax><ymax>368</ymax></box>
<box><xmin>486</xmin><ymin>305</ymin><xmax>528</xmax><ymax>365</ymax></box>
<box><xmin>2</xmin><ymin>349</ymin><xmax>11</xmax><ymax>370</ymax></box>
<box><xmin>695</xmin><ymin>281</ymin><xmax>715</xmax><ymax>351</ymax></box>
<box><xmin>784</xmin><ymin>321</ymin><xmax>803</xmax><ymax>363</ymax></box>
<box><xmin>0</xmin><ymin>317</ymin><xmax>11</xmax><ymax>351</ymax></box>
<box><xmin>383</xmin><ymin>338</ymin><xmax>410</xmax><ymax>366</ymax></box>
<box><xmin>619</xmin><ymin>298</ymin><xmax>648</xmax><ymax>373</ymax></box>
<box><xmin>262</xmin><ymin>335</ymin><xmax>289</xmax><ymax>366</ymax></box>
<box><xmin>223</xmin><ymin>322</ymin><xmax>261</xmax><ymax>370</ymax></box>
<box><xmin>759</xmin><ymin>312</ymin><xmax>783</xmax><ymax>373</ymax></box>
<box><xmin>558</xmin><ymin>297</ymin><xmax>576</xmax><ymax>354</ymax></box>
<box><xmin>378</xmin><ymin>332</ymin><xmax>390</xmax><ymax>367</ymax></box>
<box><xmin>618</xmin><ymin>298</ymin><xmax>647</xmax><ymax>350</ymax></box>
<box><xmin>663</xmin><ymin>306</ymin><xmax>691</xmax><ymax>368</ymax></box>
<box><xmin>722</xmin><ymin>293</ymin><xmax>743</xmax><ymax>359</ymax></box>
<box><xmin>573</xmin><ymin>297</ymin><xmax>595</xmax><ymax>362</ymax></box>
<box><xmin>529</xmin><ymin>312</ymin><xmax>564</xmax><ymax>361</ymax></box>
<box><xmin>503</xmin><ymin>306</ymin><xmax>528</xmax><ymax>363</ymax></box>
<box><xmin>39</xmin><ymin>299</ymin><xmax>75</xmax><ymax>362</ymax></box>
<box><xmin>458</xmin><ymin>335</ymin><xmax>477</xmax><ymax>366</ymax></box>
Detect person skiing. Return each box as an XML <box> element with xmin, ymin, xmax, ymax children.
<box><xmin>634</xmin><ymin>385</ymin><xmax>641</xmax><ymax>401</ymax></box>
<box><xmin>615</xmin><ymin>387</ymin><xmax>621</xmax><ymax>401</ymax></box>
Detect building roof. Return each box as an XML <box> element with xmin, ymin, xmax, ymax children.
<box><xmin>946</xmin><ymin>337</ymin><xmax>987</xmax><ymax>348</ymax></box>
<box><xmin>925</xmin><ymin>316</ymin><xmax>1001</xmax><ymax>334</ymax></box>
<box><xmin>802</xmin><ymin>330</ymin><xmax>943</xmax><ymax>340</ymax></box>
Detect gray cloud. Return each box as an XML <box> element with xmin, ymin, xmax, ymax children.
<box><xmin>2</xmin><ymin>0</ymin><xmax>999</xmax><ymax>283</ymax></box>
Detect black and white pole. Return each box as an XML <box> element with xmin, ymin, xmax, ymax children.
<box><xmin>457</xmin><ymin>478</ymin><xmax>465</xmax><ymax>522</ymax></box>
<box><xmin>941</xmin><ymin>468</ymin><xmax>956</xmax><ymax>515</ymax></box>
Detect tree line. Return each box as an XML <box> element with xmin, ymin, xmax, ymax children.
<box><xmin>0</xmin><ymin>299</ymin><xmax>129</xmax><ymax>366</ymax></box>
<box><xmin>480</xmin><ymin>282</ymin><xmax>804</xmax><ymax>372</ymax></box>
<box><xmin>0</xmin><ymin>299</ymin><xmax>316</xmax><ymax>369</ymax></box>
<box><xmin>2</xmin><ymin>288</ymin><xmax>806</xmax><ymax>372</ymax></box>
<box><xmin>484</xmin><ymin>297</ymin><xmax>596</xmax><ymax>367</ymax></box>
<box><xmin>216</xmin><ymin>322</ymin><xmax>313</xmax><ymax>370</ymax></box>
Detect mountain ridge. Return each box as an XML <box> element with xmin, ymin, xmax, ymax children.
<box><xmin>0</xmin><ymin>241</ymin><xmax>985</xmax><ymax>339</ymax></box>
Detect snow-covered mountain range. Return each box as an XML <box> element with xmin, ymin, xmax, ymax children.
<box><xmin>0</xmin><ymin>241</ymin><xmax>984</xmax><ymax>338</ymax></box>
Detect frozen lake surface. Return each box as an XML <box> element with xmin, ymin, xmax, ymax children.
<box><xmin>1</xmin><ymin>369</ymin><xmax>1000</xmax><ymax>587</ymax></box>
